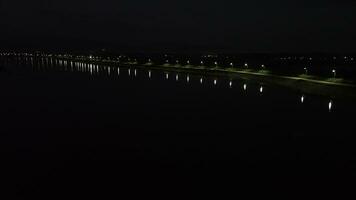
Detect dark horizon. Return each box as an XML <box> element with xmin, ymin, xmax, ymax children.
<box><xmin>1</xmin><ymin>0</ymin><xmax>356</xmax><ymax>53</ymax></box>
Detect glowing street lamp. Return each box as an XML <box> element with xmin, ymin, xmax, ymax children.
<box><xmin>243</xmin><ymin>84</ymin><xmax>247</xmax><ymax>91</ymax></box>
<box><xmin>229</xmin><ymin>81</ymin><xmax>232</xmax><ymax>88</ymax></box>
<box><xmin>301</xmin><ymin>95</ymin><xmax>305</xmax><ymax>103</ymax></box>
<box><xmin>176</xmin><ymin>60</ymin><xmax>179</xmax><ymax>64</ymax></box>
<box><xmin>187</xmin><ymin>75</ymin><xmax>190</xmax><ymax>82</ymax></box>
<box><xmin>200</xmin><ymin>78</ymin><xmax>203</xmax><ymax>84</ymax></box>
<box><xmin>332</xmin><ymin>69</ymin><xmax>336</xmax><ymax>78</ymax></box>
<box><xmin>187</xmin><ymin>60</ymin><xmax>190</xmax><ymax>65</ymax></box>
<box><xmin>230</xmin><ymin>63</ymin><xmax>234</xmax><ymax>67</ymax></box>
<box><xmin>260</xmin><ymin>86</ymin><xmax>264</xmax><ymax>93</ymax></box>
<box><xmin>304</xmin><ymin>67</ymin><xmax>308</xmax><ymax>75</ymax></box>
<box><xmin>214</xmin><ymin>62</ymin><xmax>218</xmax><ymax>67</ymax></box>
<box><xmin>244</xmin><ymin>63</ymin><xmax>248</xmax><ymax>68</ymax></box>
<box><xmin>200</xmin><ymin>61</ymin><xmax>204</xmax><ymax>65</ymax></box>
<box><xmin>261</xmin><ymin>64</ymin><xmax>265</xmax><ymax>69</ymax></box>
<box><xmin>214</xmin><ymin>79</ymin><xmax>217</xmax><ymax>85</ymax></box>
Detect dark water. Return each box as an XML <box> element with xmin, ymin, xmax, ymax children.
<box><xmin>2</xmin><ymin>57</ymin><xmax>356</xmax><ymax>196</ymax></box>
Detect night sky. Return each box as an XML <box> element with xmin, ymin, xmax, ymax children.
<box><xmin>1</xmin><ymin>0</ymin><xmax>356</xmax><ymax>53</ymax></box>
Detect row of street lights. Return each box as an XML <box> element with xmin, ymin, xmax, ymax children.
<box><xmin>150</xmin><ymin>58</ymin><xmax>265</xmax><ymax>69</ymax></box>
<box><xmin>304</xmin><ymin>67</ymin><xmax>337</xmax><ymax>78</ymax></box>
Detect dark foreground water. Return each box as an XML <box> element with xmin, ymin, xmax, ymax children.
<box><xmin>2</xmin><ymin>57</ymin><xmax>356</xmax><ymax>197</ymax></box>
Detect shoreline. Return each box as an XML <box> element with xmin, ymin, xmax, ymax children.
<box><xmin>26</xmin><ymin>56</ymin><xmax>356</xmax><ymax>100</ymax></box>
<box><xmin>122</xmin><ymin>63</ymin><xmax>356</xmax><ymax>101</ymax></box>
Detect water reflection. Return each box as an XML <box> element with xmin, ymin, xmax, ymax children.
<box><xmin>13</xmin><ymin>57</ymin><xmax>342</xmax><ymax>113</ymax></box>
<box><xmin>329</xmin><ymin>100</ymin><xmax>333</xmax><ymax>112</ymax></box>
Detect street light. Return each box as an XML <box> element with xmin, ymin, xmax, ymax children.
<box><xmin>243</xmin><ymin>84</ymin><xmax>247</xmax><ymax>91</ymax></box>
<box><xmin>214</xmin><ymin>62</ymin><xmax>218</xmax><ymax>67</ymax></box>
<box><xmin>230</xmin><ymin>63</ymin><xmax>234</xmax><ymax>67</ymax></box>
<box><xmin>229</xmin><ymin>81</ymin><xmax>232</xmax><ymax>88</ymax></box>
<box><xmin>244</xmin><ymin>63</ymin><xmax>248</xmax><ymax>68</ymax></box>
<box><xmin>261</xmin><ymin>64</ymin><xmax>265</xmax><ymax>69</ymax></box>
<box><xmin>301</xmin><ymin>95</ymin><xmax>305</xmax><ymax>103</ymax></box>
<box><xmin>200</xmin><ymin>61</ymin><xmax>204</xmax><ymax>65</ymax></box>
<box><xmin>304</xmin><ymin>67</ymin><xmax>308</xmax><ymax>75</ymax></box>
<box><xmin>332</xmin><ymin>69</ymin><xmax>336</xmax><ymax>78</ymax></box>
<box><xmin>187</xmin><ymin>60</ymin><xmax>190</xmax><ymax>65</ymax></box>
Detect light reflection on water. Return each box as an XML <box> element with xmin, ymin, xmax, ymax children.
<box><xmin>8</xmin><ymin>57</ymin><xmax>344</xmax><ymax>113</ymax></box>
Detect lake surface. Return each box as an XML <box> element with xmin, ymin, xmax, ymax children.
<box><xmin>2</xmin><ymin>56</ymin><xmax>356</xmax><ymax>196</ymax></box>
